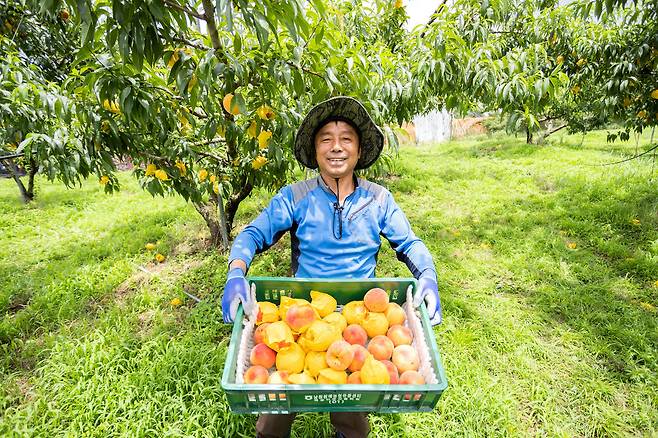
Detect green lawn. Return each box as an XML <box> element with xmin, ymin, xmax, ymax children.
<box><xmin>1</xmin><ymin>130</ymin><xmax>657</xmax><ymax>436</ymax></box>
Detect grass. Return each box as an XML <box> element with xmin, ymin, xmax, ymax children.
<box><xmin>1</xmin><ymin>129</ymin><xmax>657</xmax><ymax>436</ymax></box>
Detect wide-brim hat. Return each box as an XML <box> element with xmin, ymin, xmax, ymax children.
<box><xmin>294</xmin><ymin>96</ymin><xmax>384</xmax><ymax>170</ymax></box>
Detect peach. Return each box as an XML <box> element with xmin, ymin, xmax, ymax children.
<box><xmin>253</xmin><ymin>323</ymin><xmax>270</xmax><ymax>345</ymax></box>
<box><xmin>264</xmin><ymin>321</ymin><xmax>294</xmax><ymax>352</ymax></box>
<box><xmin>279</xmin><ymin>296</ymin><xmax>312</xmax><ymax>321</ymax></box>
<box><xmin>257</xmin><ymin>301</ymin><xmax>280</xmax><ymax>325</ymax></box>
<box><xmin>298</xmin><ymin>320</ymin><xmax>341</xmax><ymax>352</ymax></box>
<box><xmin>244</xmin><ymin>365</ymin><xmax>269</xmax><ymax>384</ymax></box>
<box><xmin>360</xmin><ymin>355</ymin><xmax>390</xmax><ymax>384</ymax></box>
<box><xmin>288</xmin><ymin>371</ymin><xmax>316</xmax><ymax>384</ymax></box>
<box><xmin>381</xmin><ymin>360</ymin><xmax>399</xmax><ymax>384</ymax></box>
<box><xmin>285</xmin><ymin>303</ymin><xmax>318</xmax><ymax>334</ymax></box>
<box><xmin>348</xmin><ymin>344</ymin><xmax>369</xmax><ymax>372</ymax></box>
<box><xmin>250</xmin><ymin>343</ymin><xmax>276</xmax><ymax>369</ymax></box>
<box><xmin>367</xmin><ymin>335</ymin><xmax>394</xmax><ymax>361</ymax></box>
<box><xmin>342</xmin><ymin>300</ymin><xmax>368</xmax><ymax>325</ymax></box>
<box><xmin>317</xmin><ymin>368</ymin><xmax>348</xmax><ymax>384</ymax></box>
<box><xmin>310</xmin><ymin>290</ymin><xmax>337</xmax><ymax>317</ymax></box>
<box><xmin>343</xmin><ymin>324</ymin><xmax>368</xmax><ymax>346</ymax></box>
<box><xmin>268</xmin><ymin>370</ymin><xmax>290</xmax><ymax>384</ymax></box>
<box><xmin>363</xmin><ymin>288</ymin><xmax>389</xmax><ymax>312</ymax></box>
<box><xmin>323</xmin><ymin>312</ymin><xmax>348</xmax><ymax>333</ymax></box>
<box><xmin>304</xmin><ymin>351</ymin><xmax>328</xmax><ymax>377</ymax></box>
<box><xmin>391</xmin><ymin>344</ymin><xmax>420</xmax><ymax>373</ymax></box>
<box><xmin>275</xmin><ymin>342</ymin><xmax>306</xmax><ymax>374</ymax></box>
<box><xmin>386</xmin><ymin>325</ymin><xmax>413</xmax><ymax>347</ymax></box>
<box><xmin>399</xmin><ymin>370</ymin><xmax>425</xmax><ymax>385</ymax></box>
<box><xmin>399</xmin><ymin>370</ymin><xmax>425</xmax><ymax>400</ymax></box>
<box><xmin>325</xmin><ymin>340</ymin><xmax>355</xmax><ymax>371</ymax></box>
<box><xmin>384</xmin><ymin>302</ymin><xmax>406</xmax><ymax>326</ymax></box>
<box><xmin>362</xmin><ymin>312</ymin><xmax>389</xmax><ymax>338</ymax></box>
<box><xmin>347</xmin><ymin>371</ymin><xmax>362</xmax><ymax>384</ymax></box>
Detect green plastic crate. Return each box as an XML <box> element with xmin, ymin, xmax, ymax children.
<box><xmin>221</xmin><ymin>277</ymin><xmax>448</xmax><ymax>414</ymax></box>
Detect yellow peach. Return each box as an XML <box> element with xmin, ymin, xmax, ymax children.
<box><xmin>310</xmin><ymin>290</ymin><xmax>337</xmax><ymax>317</ymax></box>
<box><xmin>253</xmin><ymin>323</ymin><xmax>270</xmax><ymax>345</ymax></box>
<box><xmin>275</xmin><ymin>342</ymin><xmax>306</xmax><ymax>374</ymax></box>
<box><xmin>342</xmin><ymin>301</ymin><xmax>368</xmax><ymax>325</ymax></box>
<box><xmin>317</xmin><ymin>368</ymin><xmax>348</xmax><ymax>384</ymax></box>
<box><xmin>288</xmin><ymin>371</ymin><xmax>316</xmax><ymax>384</ymax></box>
<box><xmin>279</xmin><ymin>296</ymin><xmax>311</xmax><ymax>321</ymax></box>
<box><xmin>384</xmin><ymin>302</ymin><xmax>406</xmax><ymax>326</ymax></box>
<box><xmin>268</xmin><ymin>370</ymin><xmax>290</xmax><ymax>384</ymax></box>
<box><xmin>257</xmin><ymin>301</ymin><xmax>280</xmax><ymax>325</ymax></box>
<box><xmin>323</xmin><ymin>312</ymin><xmax>348</xmax><ymax>333</ymax></box>
<box><xmin>360</xmin><ymin>355</ymin><xmax>390</xmax><ymax>385</ymax></box>
<box><xmin>298</xmin><ymin>320</ymin><xmax>341</xmax><ymax>352</ymax></box>
<box><xmin>362</xmin><ymin>312</ymin><xmax>389</xmax><ymax>338</ymax></box>
<box><xmin>367</xmin><ymin>335</ymin><xmax>394</xmax><ymax>361</ymax></box>
<box><xmin>264</xmin><ymin>321</ymin><xmax>294</xmax><ymax>352</ymax></box>
<box><xmin>304</xmin><ymin>351</ymin><xmax>328</xmax><ymax>377</ymax></box>
<box><xmin>325</xmin><ymin>340</ymin><xmax>355</xmax><ymax>371</ymax></box>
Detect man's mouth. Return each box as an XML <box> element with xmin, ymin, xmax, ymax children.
<box><xmin>328</xmin><ymin>158</ymin><xmax>346</xmax><ymax>163</ymax></box>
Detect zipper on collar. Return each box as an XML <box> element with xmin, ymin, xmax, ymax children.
<box><xmin>348</xmin><ymin>197</ymin><xmax>374</xmax><ymax>222</ymax></box>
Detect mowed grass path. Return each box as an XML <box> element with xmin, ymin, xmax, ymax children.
<box><xmin>1</xmin><ymin>131</ymin><xmax>657</xmax><ymax>436</ymax></box>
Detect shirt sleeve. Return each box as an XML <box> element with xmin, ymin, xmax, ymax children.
<box><xmin>379</xmin><ymin>191</ymin><xmax>437</xmax><ymax>280</ymax></box>
<box><xmin>228</xmin><ymin>186</ymin><xmax>295</xmax><ymax>269</ymax></box>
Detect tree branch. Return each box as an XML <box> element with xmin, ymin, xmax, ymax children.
<box><xmin>163</xmin><ymin>0</ymin><xmax>206</xmax><ymax>21</ymax></box>
<box><xmin>598</xmin><ymin>143</ymin><xmax>658</xmax><ymax>166</ymax></box>
<box><xmin>285</xmin><ymin>61</ymin><xmax>324</xmax><ymax>79</ymax></box>
<box><xmin>172</xmin><ymin>36</ymin><xmax>211</xmax><ymax>51</ymax></box>
<box><xmin>420</xmin><ymin>0</ymin><xmax>447</xmax><ymax>38</ymax></box>
<box><xmin>201</xmin><ymin>0</ymin><xmax>222</xmax><ymax>52</ymax></box>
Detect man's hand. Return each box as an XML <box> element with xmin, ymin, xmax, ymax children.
<box><xmin>221</xmin><ymin>267</ymin><xmax>253</xmax><ymax>323</ymax></box>
<box><xmin>412</xmin><ymin>271</ymin><xmax>442</xmax><ymax>325</ymax></box>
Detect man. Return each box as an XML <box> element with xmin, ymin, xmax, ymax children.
<box><xmin>222</xmin><ymin>96</ymin><xmax>441</xmax><ymax>438</ymax></box>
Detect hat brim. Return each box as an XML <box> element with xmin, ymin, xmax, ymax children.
<box><xmin>294</xmin><ymin>97</ymin><xmax>384</xmax><ymax>170</ymax></box>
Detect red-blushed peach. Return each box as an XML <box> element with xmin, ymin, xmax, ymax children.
<box><xmin>386</xmin><ymin>324</ymin><xmax>413</xmax><ymax>347</ymax></box>
<box><xmin>253</xmin><ymin>323</ymin><xmax>270</xmax><ymax>345</ymax></box>
<box><xmin>381</xmin><ymin>360</ymin><xmax>399</xmax><ymax>384</ymax></box>
<box><xmin>347</xmin><ymin>371</ymin><xmax>362</xmax><ymax>384</ymax></box>
<box><xmin>285</xmin><ymin>303</ymin><xmax>318</xmax><ymax>334</ymax></box>
<box><xmin>362</xmin><ymin>312</ymin><xmax>389</xmax><ymax>338</ymax></box>
<box><xmin>384</xmin><ymin>302</ymin><xmax>406</xmax><ymax>326</ymax></box>
<box><xmin>317</xmin><ymin>368</ymin><xmax>348</xmax><ymax>384</ymax></box>
<box><xmin>343</xmin><ymin>324</ymin><xmax>368</xmax><ymax>346</ymax></box>
<box><xmin>399</xmin><ymin>370</ymin><xmax>425</xmax><ymax>400</ymax></box>
<box><xmin>391</xmin><ymin>344</ymin><xmax>420</xmax><ymax>373</ymax></box>
<box><xmin>244</xmin><ymin>365</ymin><xmax>269</xmax><ymax>384</ymax></box>
<box><xmin>367</xmin><ymin>335</ymin><xmax>394</xmax><ymax>361</ymax></box>
<box><xmin>268</xmin><ymin>370</ymin><xmax>290</xmax><ymax>384</ymax></box>
<box><xmin>360</xmin><ymin>355</ymin><xmax>390</xmax><ymax>384</ymax></box>
<box><xmin>348</xmin><ymin>344</ymin><xmax>369</xmax><ymax>372</ymax></box>
<box><xmin>250</xmin><ymin>343</ymin><xmax>276</xmax><ymax>369</ymax></box>
<box><xmin>325</xmin><ymin>340</ymin><xmax>355</xmax><ymax>371</ymax></box>
<box><xmin>342</xmin><ymin>301</ymin><xmax>368</xmax><ymax>325</ymax></box>
<box><xmin>363</xmin><ymin>288</ymin><xmax>389</xmax><ymax>312</ymax></box>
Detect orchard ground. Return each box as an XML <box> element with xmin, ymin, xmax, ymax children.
<box><xmin>1</xmin><ymin>130</ymin><xmax>657</xmax><ymax>436</ymax></box>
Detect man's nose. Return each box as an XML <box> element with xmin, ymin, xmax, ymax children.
<box><xmin>330</xmin><ymin>139</ymin><xmax>343</xmax><ymax>151</ymax></box>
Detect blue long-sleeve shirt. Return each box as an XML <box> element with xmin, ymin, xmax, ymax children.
<box><xmin>229</xmin><ymin>176</ymin><xmax>436</xmax><ymax>280</ymax></box>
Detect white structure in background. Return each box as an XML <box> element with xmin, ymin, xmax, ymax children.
<box><xmin>413</xmin><ymin>109</ymin><xmax>452</xmax><ymax>144</ymax></box>
<box><xmin>406</xmin><ymin>1</ymin><xmax>453</xmax><ymax>144</ymax></box>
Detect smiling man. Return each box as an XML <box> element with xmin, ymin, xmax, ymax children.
<box><xmin>222</xmin><ymin>96</ymin><xmax>441</xmax><ymax>438</ymax></box>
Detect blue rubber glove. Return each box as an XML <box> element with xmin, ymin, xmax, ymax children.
<box><xmin>413</xmin><ymin>270</ymin><xmax>442</xmax><ymax>325</ymax></box>
<box><xmin>222</xmin><ymin>267</ymin><xmax>253</xmax><ymax>323</ymax></box>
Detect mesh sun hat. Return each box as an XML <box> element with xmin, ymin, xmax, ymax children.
<box><xmin>294</xmin><ymin>96</ymin><xmax>384</xmax><ymax>170</ymax></box>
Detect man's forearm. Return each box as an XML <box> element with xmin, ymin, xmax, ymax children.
<box><xmin>229</xmin><ymin>259</ymin><xmax>248</xmax><ymax>274</ymax></box>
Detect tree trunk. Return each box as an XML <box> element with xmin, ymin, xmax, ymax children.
<box><xmin>2</xmin><ymin>158</ymin><xmax>32</xmax><ymax>203</ymax></box>
<box><xmin>193</xmin><ymin>199</ymin><xmax>226</xmax><ymax>249</ymax></box>
<box><xmin>26</xmin><ymin>157</ymin><xmax>38</xmax><ymax>200</ymax></box>
<box><xmin>526</xmin><ymin>127</ymin><xmax>533</xmax><ymax>144</ymax></box>
<box><xmin>226</xmin><ymin>182</ymin><xmax>254</xmax><ymax>233</ymax></box>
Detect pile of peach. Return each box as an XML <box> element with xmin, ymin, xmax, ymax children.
<box><xmin>243</xmin><ymin>288</ymin><xmax>426</xmax><ymax>387</ymax></box>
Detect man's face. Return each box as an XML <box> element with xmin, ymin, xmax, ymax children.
<box><xmin>314</xmin><ymin>120</ymin><xmax>360</xmax><ymax>180</ymax></box>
